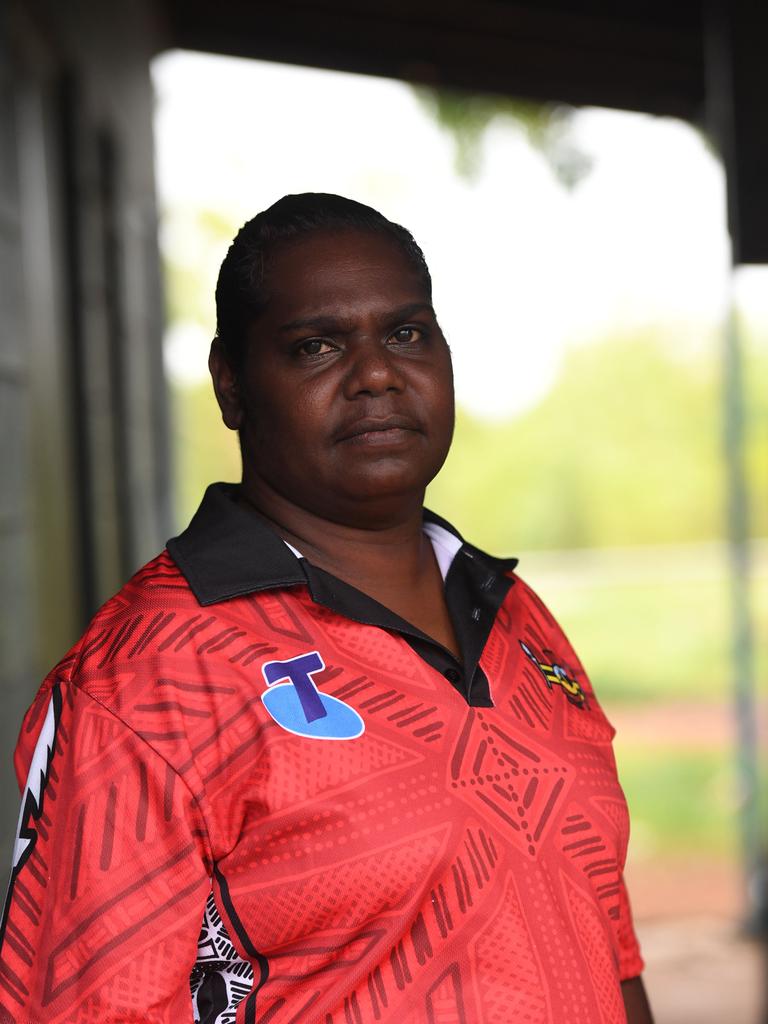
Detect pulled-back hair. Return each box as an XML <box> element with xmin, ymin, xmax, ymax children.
<box><xmin>214</xmin><ymin>193</ymin><xmax>432</xmax><ymax>370</ymax></box>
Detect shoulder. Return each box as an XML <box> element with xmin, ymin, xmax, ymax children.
<box><xmin>40</xmin><ymin>549</ymin><xmax>200</xmax><ymax>698</ymax></box>
<box><xmin>17</xmin><ymin>549</ymin><xmax>223</xmax><ymax>809</ymax></box>
<box><xmin>508</xmin><ymin>570</ymin><xmax>582</xmax><ymax>663</ymax></box>
<box><xmin>510</xmin><ymin>572</ymin><xmax>570</xmax><ymax>638</ymax></box>
<box><xmin>509</xmin><ymin>570</ymin><xmax>616</xmax><ymax>722</ymax></box>
<box><xmin>97</xmin><ymin>548</ymin><xmax>199</xmax><ymax>625</ymax></box>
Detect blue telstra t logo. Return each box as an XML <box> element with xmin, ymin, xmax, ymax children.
<box><xmin>260</xmin><ymin>651</ymin><xmax>365</xmax><ymax>740</ymax></box>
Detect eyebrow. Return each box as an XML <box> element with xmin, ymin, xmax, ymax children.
<box><xmin>278</xmin><ymin>302</ymin><xmax>435</xmax><ymax>334</ymax></box>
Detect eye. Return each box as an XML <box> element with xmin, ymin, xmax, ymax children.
<box><xmin>389</xmin><ymin>326</ymin><xmax>423</xmax><ymax>345</ymax></box>
<box><xmin>297</xmin><ymin>338</ymin><xmax>334</xmax><ymax>357</ymax></box>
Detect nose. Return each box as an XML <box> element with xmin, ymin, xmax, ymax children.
<box><xmin>343</xmin><ymin>341</ymin><xmax>406</xmax><ymax>398</ymax></box>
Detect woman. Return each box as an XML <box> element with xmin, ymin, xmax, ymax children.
<box><xmin>0</xmin><ymin>194</ymin><xmax>652</xmax><ymax>1022</ymax></box>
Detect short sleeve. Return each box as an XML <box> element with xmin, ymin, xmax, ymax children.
<box><xmin>616</xmin><ymin>872</ymin><xmax>645</xmax><ymax>980</ymax></box>
<box><xmin>0</xmin><ymin>679</ymin><xmax>211</xmax><ymax>1024</ymax></box>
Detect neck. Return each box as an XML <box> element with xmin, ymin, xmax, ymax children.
<box><xmin>237</xmin><ymin>477</ymin><xmax>461</xmax><ymax>659</ymax></box>
<box><xmin>239</xmin><ymin>479</ymin><xmax>433</xmax><ymax>590</ymax></box>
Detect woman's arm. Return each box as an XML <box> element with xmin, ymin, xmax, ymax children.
<box><xmin>621</xmin><ymin>975</ymin><xmax>654</xmax><ymax>1023</ymax></box>
<box><xmin>0</xmin><ymin>681</ymin><xmax>211</xmax><ymax>1022</ymax></box>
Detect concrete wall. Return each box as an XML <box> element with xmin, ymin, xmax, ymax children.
<box><xmin>0</xmin><ymin>1</ymin><xmax>171</xmax><ymax>866</ymax></box>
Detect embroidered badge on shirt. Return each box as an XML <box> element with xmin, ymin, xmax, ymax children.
<box><xmin>261</xmin><ymin>651</ymin><xmax>365</xmax><ymax>739</ymax></box>
<box><xmin>519</xmin><ymin>640</ymin><xmax>588</xmax><ymax>709</ymax></box>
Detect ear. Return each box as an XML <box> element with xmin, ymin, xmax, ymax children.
<box><xmin>209</xmin><ymin>340</ymin><xmax>243</xmax><ymax>430</ymax></box>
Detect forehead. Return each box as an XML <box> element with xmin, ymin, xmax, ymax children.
<box><xmin>260</xmin><ymin>230</ymin><xmax>429</xmax><ymax>323</ymax></box>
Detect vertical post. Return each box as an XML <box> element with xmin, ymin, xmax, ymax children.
<box><xmin>723</xmin><ymin>280</ymin><xmax>765</xmax><ymax>936</ymax></box>
<box><xmin>705</xmin><ymin>0</ymin><xmax>768</xmax><ymax>948</ymax></box>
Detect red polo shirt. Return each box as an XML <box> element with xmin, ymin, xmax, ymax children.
<box><xmin>0</xmin><ymin>484</ymin><xmax>642</xmax><ymax>1023</ymax></box>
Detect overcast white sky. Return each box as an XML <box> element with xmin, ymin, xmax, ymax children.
<box><xmin>152</xmin><ymin>50</ymin><xmax>763</xmax><ymax>419</ymax></box>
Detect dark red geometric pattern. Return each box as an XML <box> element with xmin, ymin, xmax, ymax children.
<box><xmin>0</xmin><ymin>551</ymin><xmax>642</xmax><ymax>1022</ymax></box>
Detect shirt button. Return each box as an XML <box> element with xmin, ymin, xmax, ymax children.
<box><xmin>444</xmin><ymin>667</ymin><xmax>462</xmax><ymax>684</ymax></box>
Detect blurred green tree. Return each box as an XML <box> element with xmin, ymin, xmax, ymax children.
<box><xmin>413</xmin><ymin>87</ymin><xmax>591</xmax><ymax>187</ymax></box>
<box><xmin>428</xmin><ymin>330</ymin><xmax>768</xmax><ymax>552</ymax></box>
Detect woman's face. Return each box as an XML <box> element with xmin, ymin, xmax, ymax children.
<box><xmin>212</xmin><ymin>229</ymin><xmax>455</xmax><ymax>527</ymax></box>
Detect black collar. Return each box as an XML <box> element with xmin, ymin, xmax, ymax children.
<box><xmin>167</xmin><ymin>483</ymin><xmax>306</xmax><ymax>605</ymax></box>
<box><xmin>167</xmin><ymin>483</ymin><xmax>519</xmax><ymax>707</ymax></box>
<box><xmin>168</xmin><ymin>482</ymin><xmax>517</xmax><ymax>607</ymax></box>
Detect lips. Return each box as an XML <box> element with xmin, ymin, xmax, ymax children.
<box><xmin>335</xmin><ymin>414</ymin><xmax>420</xmax><ymax>444</ymax></box>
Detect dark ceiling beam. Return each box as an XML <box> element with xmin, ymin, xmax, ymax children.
<box><xmin>159</xmin><ymin>1</ymin><xmax>706</xmax><ymax>121</ymax></box>
<box><xmin>705</xmin><ymin>0</ymin><xmax>768</xmax><ymax>264</ymax></box>
<box><xmin>158</xmin><ymin>0</ymin><xmax>768</xmax><ymax>261</ymax></box>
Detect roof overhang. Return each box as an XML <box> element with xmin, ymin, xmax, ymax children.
<box><xmin>158</xmin><ymin>0</ymin><xmax>768</xmax><ymax>263</ymax></box>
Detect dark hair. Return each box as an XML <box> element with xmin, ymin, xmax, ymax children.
<box><xmin>214</xmin><ymin>193</ymin><xmax>432</xmax><ymax>370</ymax></box>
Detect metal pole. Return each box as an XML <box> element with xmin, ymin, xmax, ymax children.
<box><xmin>723</xmin><ymin>274</ymin><xmax>765</xmax><ymax>940</ymax></box>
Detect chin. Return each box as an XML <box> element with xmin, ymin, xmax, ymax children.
<box><xmin>344</xmin><ymin>465</ymin><xmax>431</xmax><ymax>499</ymax></box>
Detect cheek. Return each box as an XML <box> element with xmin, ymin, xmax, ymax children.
<box><xmin>418</xmin><ymin>365</ymin><xmax>455</xmax><ymax>425</ymax></box>
<box><xmin>292</xmin><ymin>384</ymin><xmax>331</xmax><ymax>425</ymax></box>
<box><xmin>244</xmin><ymin>379</ymin><xmax>331</xmax><ymax>456</ymax></box>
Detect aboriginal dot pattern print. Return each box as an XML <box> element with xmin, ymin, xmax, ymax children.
<box><xmin>0</xmin><ymin>539</ymin><xmax>642</xmax><ymax>1023</ymax></box>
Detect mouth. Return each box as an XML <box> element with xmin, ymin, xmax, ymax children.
<box><xmin>335</xmin><ymin>415</ymin><xmax>421</xmax><ymax>446</ymax></box>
